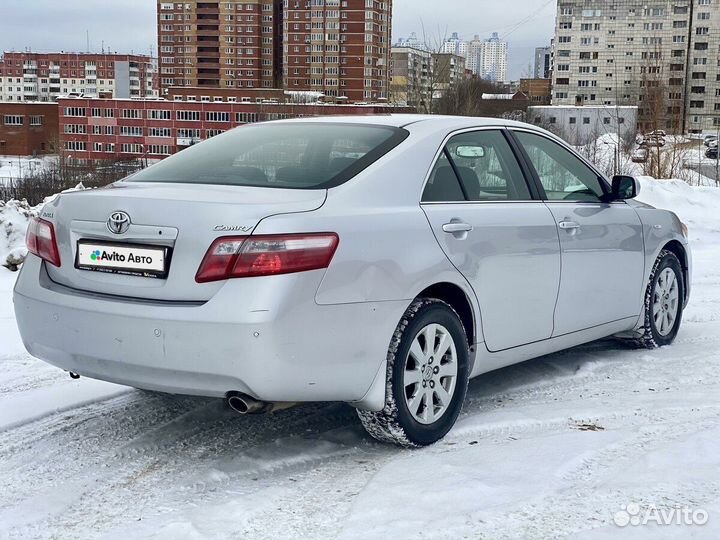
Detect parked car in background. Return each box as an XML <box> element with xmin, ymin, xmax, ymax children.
<box><xmin>14</xmin><ymin>116</ymin><xmax>692</xmax><ymax>447</ymax></box>
<box><xmin>706</xmin><ymin>146</ymin><xmax>718</xmax><ymax>160</ymax></box>
<box><xmin>631</xmin><ymin>148</ymin><xmax>649</xmax><ymax>163</ymax></box>
<box><xmin>703</xmin><ymin>135</ymin><xmax>717</xmax><ymax>147</ymax></box>
<box><xmin>640</xmin><ymin>135</ymin><xmax>666</xmax><ymax>148</ymax></box>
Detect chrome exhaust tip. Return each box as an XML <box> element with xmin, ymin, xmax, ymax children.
<box><xmin>227</xmin><ymin>392</ymin><xmax>269</xmax><ymax>415</ymax></box>
<box><xmin>226</xmin><ymin>392</ymin><xmax>296</xmax><ymax>415</ymax></box>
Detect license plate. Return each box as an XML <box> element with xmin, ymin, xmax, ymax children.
<box><xmin>76</xmin><ymin>240</ymin><xmax>170</xmax><ymax>279</ymax></box>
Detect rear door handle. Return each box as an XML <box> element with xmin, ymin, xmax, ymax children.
<box><xmin>558</xmin><ymin>220</ymin><xmax>580</xmax><ymax>230</ymax></box>
<box><xmin>442</xmin><ymin>222</ymin><xmax>474</xmax><ymax>234</ymax></box>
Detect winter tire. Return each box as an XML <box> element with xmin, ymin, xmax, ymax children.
<box><xmin>634</xmin><ymin>249</ymin><xmax>685</xmax><ymax>348</ymax></box>
<box><xmin>357</xmin><ymin>298</ymin><xmax>470</xmax><ymax>447</ymax></box>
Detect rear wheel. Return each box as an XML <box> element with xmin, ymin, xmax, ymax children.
<box><xmin>634</xmin><ymin>250</ymin><xmax>684</xmax><ymax>348</ymax></box>
<box><xmin>357</xmin><ymin>298</ymin><xmax>469</xmax><ymax>447</ymax></box>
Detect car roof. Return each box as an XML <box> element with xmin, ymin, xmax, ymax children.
<box><xmin>269</xmin><ymin>114</ymin><xmax>533</xmax><ymax>130</ymax></box>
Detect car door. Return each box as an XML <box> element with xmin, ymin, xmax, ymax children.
<box><xmin>421</xmin><ymin>128</ymin><xmax>561</xmax><ymax>352</ymax></box>
<box><xmin>511</xmin><ymin>129</ymin><xmax>645</xmax><ymax>336</ymax></box>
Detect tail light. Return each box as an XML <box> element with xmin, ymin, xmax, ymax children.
<box><xmin>195</xmin><ymin>233</ymin><xmax>339</xmax><ymax>283</ymax></box>
<box><xmin>26</xmin><ymin>218</ymin><xmax>61</xmax><ymax>267</ymax></box>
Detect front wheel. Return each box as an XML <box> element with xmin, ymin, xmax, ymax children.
<box><xmin>635</xmin><ymin>249</ymin><xmax>685</xmax><ymax>348</ymax></box>
<box><xmin>357</xmin><ymin>298</ymin><xmax>470</xmax><ymax>447</ymax></box>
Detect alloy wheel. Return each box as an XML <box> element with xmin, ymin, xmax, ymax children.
<box><xmin>403</xmin><ymin>323</ymin><xmax>458</xmax><ymax>425</ymax></box>
<box><xmin>652</xmin><ymin>267</ymin><xmax>680</xmax><ymax>337</ymax></box>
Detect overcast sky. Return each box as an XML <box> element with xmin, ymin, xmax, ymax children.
<box><xmin>2</xmin><ymin>0</ymin><xmax>556</xmax><ymax>80</ymax></box>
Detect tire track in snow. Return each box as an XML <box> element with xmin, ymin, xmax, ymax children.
<box><xmin>474</xmin><ymin>411</ymin><xmax>720</xmax><ymax>540</ymax></box>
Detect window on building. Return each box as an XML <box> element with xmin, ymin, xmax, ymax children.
<box><xmin>3</xmin><ymin>115</ymin><xmax>24</xmax><ymax>126</ymax></box>
<box><xmin>177</xmin><ymin>110</ymin><xmax>201</xmax><ymax>121</ymax></box>
<box><xmin>64</xmin><ymin>107</ymin><xmax>86</xmax><ymax>117</ymax></box>
<box><xmin>120</xmin><ymin>126</ymin><xmax>144</xmax><ymax>136</ymax></box>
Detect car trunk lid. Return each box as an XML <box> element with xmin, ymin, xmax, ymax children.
<box><xmin>43</xmin><ymin>182</ymin><xmax>327</xmax><ymax>301</ymax></box>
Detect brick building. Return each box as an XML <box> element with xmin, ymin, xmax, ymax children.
<box><xmin>158</xmin><ymin>1</ymin><xmax>392</xmax><ymax>103</ymax></box>
<box><xmin>0</xmin><ymin>102</ymin><xmax>59</xmax><ymax>156</ymax></box>
<box><xmin>58</xmin><ymin>95</ymin><xmax>410</xmax><ymax>163</ymax></box>
<box><xmin>282</xmin><ymin>0</ymin><xmax>392</xmax><ymax>102</ymax></box>
<box><xmin>157</xmin><ymin>1</ymin><xmax>283</xmax><ymax>93</ymax></box>
<box><xmin>0</xmin><ymin>52</ymin><xmax>156</xmax><ymax>102</ymax></box>
<box><xmin>518</xmin><ymin>78</ymin><xmax>552</xmax><ymax>105</ymax></box>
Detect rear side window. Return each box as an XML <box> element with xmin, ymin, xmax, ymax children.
<box><xmin>128</xmin><ymin>123</ymin><xmax>408</xmax><ymax>189</ymax></box>
<box><xmin>422</xmin><ymin>130</ymin><xmax>532</xmax><ymax>202</ymax></box>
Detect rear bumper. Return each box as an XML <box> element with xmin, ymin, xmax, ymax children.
<box><xmin>13</xmin><ymin>256</ymin><xmax>406</xmax><ymax>401</ymax></box>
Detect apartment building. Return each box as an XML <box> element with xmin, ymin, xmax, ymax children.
<box><xmin>440</xmin><ymin>32</ymin><xmax>508</xmax><ymax>82</ymax></box>
<box><xmin>431</xmin><ymin>53</ymin><xmax>466</xmax><ymax>97</ymax></box>
<box><xmin>0</xmin><ymin>52</ymin><xmax>156</xmax><ymax>102</ymax></box>
<box><xmin>390</xmin><ymin>46</ymin><xmax>432</xmax><ymax>109</ymax></box>
<box><xmin>158</xmin><ymin>1</ymin><xmax>392</xmax><ymax>102</ymax></box>
<box><xmin>478</xmin><ymin>33</ymin><xmax>508</xmax><ymax>83</ymax></box>
<box><xmin>282</xmin><ymin>0</ymin><xmax>392</xmax><ymax>102</ymax></box>
<box><xmin>440</xmin><ymin>33</ymin><xmax>469</xmax><ymax>58</ymax></box>
<box><xmin>465</xmin><ymin>35</ymin><xmax>484</xmax><ymax>76</ymax></box>
<box><xmin>551</xmin><ymin>0</ymin><xmax>720</xmax><ymax>133</ymax></box>
<box><xmin>157</xmin><ymin>1</ymin><xmax>283</xmax><ymax>94</ymax></box>
<box><xmin>534</xmin><ymin>45</ymin><xmax>552</xmax><ymax>79</ymax></box>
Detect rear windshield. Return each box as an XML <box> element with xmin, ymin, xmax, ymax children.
<box><xmin>127</xmin><ymin>122</ymin><xmax>408</xmax><ymax>189</ymax></box>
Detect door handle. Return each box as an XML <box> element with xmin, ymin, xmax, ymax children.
<box><xmin>442</xmin><ymin>222</ymin><xmax>474</xmax><ymax>234</ymax></box>
<box><xmin>558</xmin><ymin>220</ymin><xmax>580</xmax><ymax>230</ymax></box>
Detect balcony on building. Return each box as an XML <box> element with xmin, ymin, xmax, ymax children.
<box><xmin>197</xmin><ymin>25</ymin><xmax>220</xmax><ymax>38</ymax></box>
<box><xmin>196</xmin><ymin>3</ymin><xmax>219</xmax><ymax>16</ymax></box>
<box><xmin>197</xmin><ymin>34</ymin><xmax>220</xmax><ymax>46</ymax></box>
<box><xmin>198</xmin><ymin>58</ymin><xmax>220</xmax><ymax>68</ymax></box>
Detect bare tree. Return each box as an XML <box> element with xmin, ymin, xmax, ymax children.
<box><xmin>435</xmin><ymin>78</ymin><xmax>524</xmax><ymax>117</ymax></box>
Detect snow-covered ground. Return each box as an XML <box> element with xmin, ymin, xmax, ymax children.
<box><xmin>0</xmin><ymin>156</ymin><xmax>56</xmax><ymax>182</ymax></box>
<box><xmin>1</xmin><ymin>178</ymin><xmax>719</xmax><ymax>539</ymax></box>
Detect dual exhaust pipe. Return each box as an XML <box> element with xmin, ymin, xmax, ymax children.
<box><xmin>226</xmin><ymin>391</ymin><xmax>294</xmax><ymax>415</ymax></box>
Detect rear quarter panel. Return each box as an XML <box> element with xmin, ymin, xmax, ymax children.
<box><xmin>251</xmin><ymin>121</ymin><xmax>484</xmax><ymax>337</ymax></box>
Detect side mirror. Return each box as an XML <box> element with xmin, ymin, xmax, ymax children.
<box><xmin>611</xmin><ymin>175</ymin><xmax>640</xmax><ymax>200</ymax></box>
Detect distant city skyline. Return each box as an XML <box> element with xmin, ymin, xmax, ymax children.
<box><xmin>1</xmin><ymin>0</ymin><xmax>556</xmax><ymax>81</ymax></box>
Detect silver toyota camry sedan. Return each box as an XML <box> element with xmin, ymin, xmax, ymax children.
<box><xmin>14</xmin><ymin>115</ymin><xmax>691</xmax><ymax>447</ymax></box>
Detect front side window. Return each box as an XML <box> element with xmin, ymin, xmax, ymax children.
<box><xmin>514</xmin><ymin>131</ymin><xmax>606</xmax><ymax>202</ymax></box>
<box><xmin>422</xmin><ymin>130</ymin><xmax>531</xmax><ymax>202</ymax></box>
<box><xmin>129</xmin><ymin>123</ymin><xmax>408</xmax><ymax>189</ymax></box>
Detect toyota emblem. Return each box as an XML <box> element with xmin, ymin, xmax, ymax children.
<box><xmin>107</xmin><ymin>211</ymin><xmax>131</xmax><ymax>235</ymax></box>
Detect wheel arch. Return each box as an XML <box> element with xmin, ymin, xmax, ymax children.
<box><xmin>351</xmin><ymin>280</ymin><xmax>480</xmax><ymax>413</ymax></box>
<box><xmin>416</xmin><ymin>282</ymin><xmax>477</xmax><ymax>348</ymax></box>
<box><xmin>660</xmin><ymin>240</ymin><xmax>689</xmax><ymax>304</ymax></box>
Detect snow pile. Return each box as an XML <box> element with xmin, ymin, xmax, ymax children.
<box><xmin>0</xmin><ymin>183</ymin><xmax>87</xmax><ymax>270</ymax></box>
<box><xmin>0</xmin><ymin>199</ymin><xmax>40</xmax><ymax>271</ymax></box>
<box><xmin>636</xmin><ymin>177</ymin><xmax>720</xmax><ymax>243</ymax></box>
